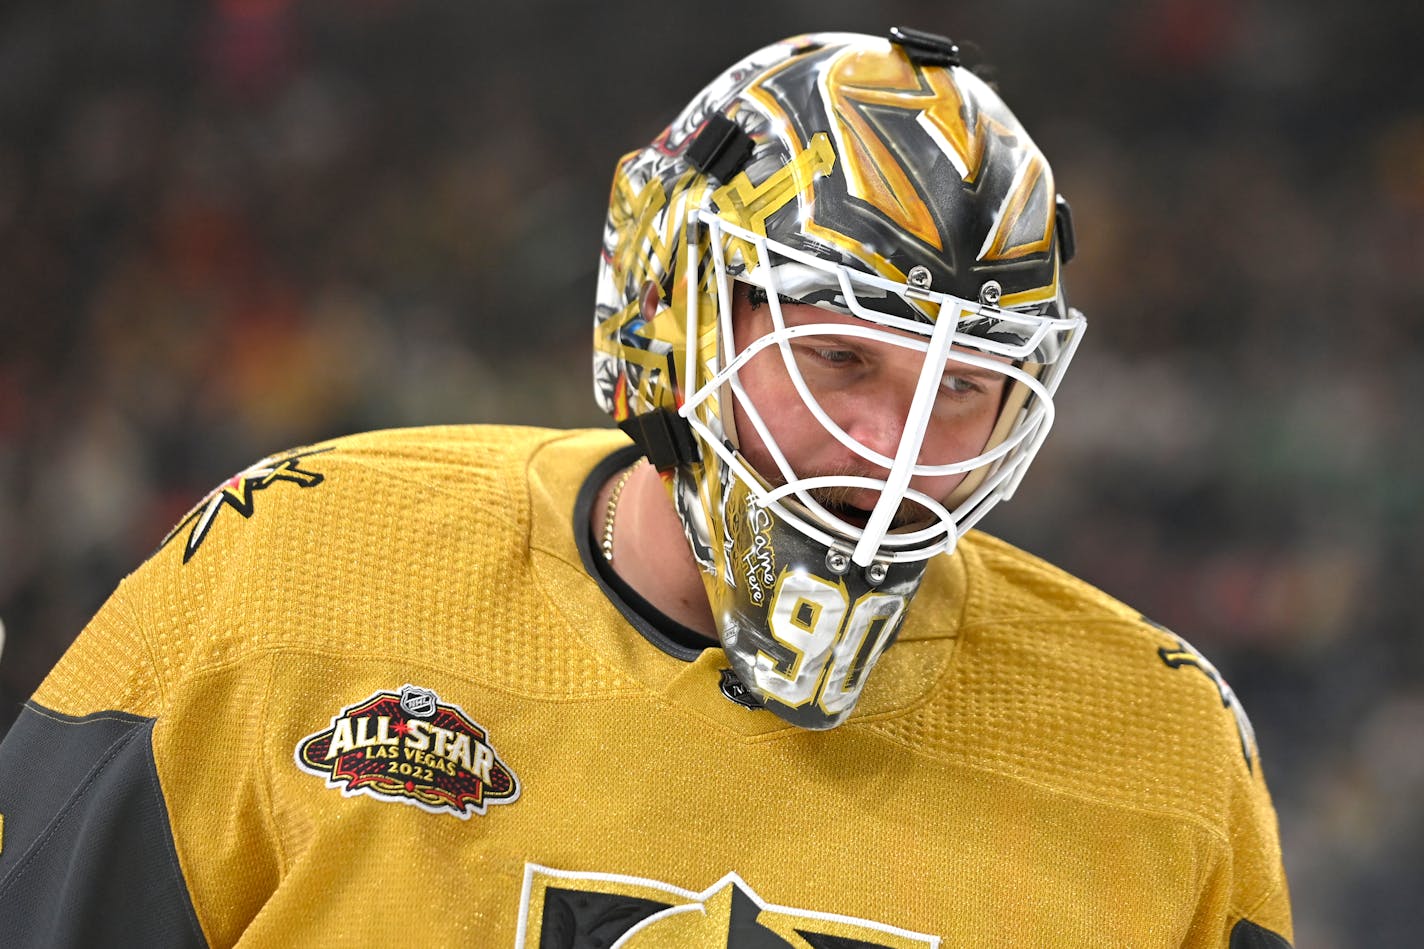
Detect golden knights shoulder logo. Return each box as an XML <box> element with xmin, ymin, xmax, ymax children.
<box><xmin>162</xmin><ymin>445</ymin><xmax>332</xmax><ymax>563</ymax></box>
<box><xmin>517</xmin><ymin>864</ymin><xmax>939</xmax><ymax>948</ymax></box>
<box><xmin>1146</xmin><ymin>617</ymin><xmax>1258</xmax><ymax>771</ymax></box>
<box><xmin>294</xmin><ymin>684</ymin><xmax>520</xmax><ymax>818</ymax></box>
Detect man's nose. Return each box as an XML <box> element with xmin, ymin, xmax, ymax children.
<box><xmin>832</xmin><ymin>381</ymin><xmax>912</xmax><ymax>466</ymax></box>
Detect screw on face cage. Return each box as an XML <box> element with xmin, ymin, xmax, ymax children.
<box><xmin>907</xmin><ymin>265</ymin><xmax>932</xmax><ymax>290</ymax></box>
<box><xmin>978</xmin><ymin>280</ymin><xmax>1002</xmax><ymax>305</ymax></box>
<box><xmin>865</xmin><ymin>562</ymin><xmax>889</xmax><ymax>585</ymax></box>
<box><xmin>825</xmin><ymin>549</ymin><xmax>852</xmax><ymax>575</ymax></box>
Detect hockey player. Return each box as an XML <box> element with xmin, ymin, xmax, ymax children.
<box><xmin>0</xmin><ymin>28</ymin><xmax>1291</xmax><ymax>947</ymax></box>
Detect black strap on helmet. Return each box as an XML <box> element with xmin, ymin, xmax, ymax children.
<box><xmin>685</xmin><ymin>113</ymin><xmax>755</xmax><ymax>183</ymax></box>
<box><xmin>1055</xmin><ymin>194</ymin><xmax>1077</xmax><ymax>264</ymax></box>
<box><xmin>618</xmin><ymin>409</ymin><xmax>699</xmax><ymax>472</ymax></box>
<box><xmin>888</xmin><ymin>26</ymin><xmax>961</xmax><ymax>67</ymax></box>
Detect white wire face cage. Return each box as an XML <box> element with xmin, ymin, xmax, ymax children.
<box><xmin>679</xmin><ymin>211</ymin><xmax>1087</xmax><ymax>568</ymax></box>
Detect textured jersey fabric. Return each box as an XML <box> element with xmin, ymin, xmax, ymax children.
<box><xmin>0</xmin><ymin>425</ymin><xmax>1292</xmax><ymax>947</ymax></box>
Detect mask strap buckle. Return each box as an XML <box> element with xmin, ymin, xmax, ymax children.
<box><xmin>618</xmin><ymin>409</ymin><xmax>698</xmax><ymax>472</ymax></box>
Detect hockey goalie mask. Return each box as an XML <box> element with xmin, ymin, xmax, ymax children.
<box><xmin>593</xmin><ymin>29</ymin><xmax>1087</xmax><ymax>729</ymax></box>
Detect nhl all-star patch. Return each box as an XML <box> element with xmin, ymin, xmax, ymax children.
<box><xmin>162</xmin><ymin>445</ymin><xmax>332</xmax><ymax>563</ymax></box>
<box><xmin>295</xmin><ymin>684</ymin><xmax>520</xmax><ymax>818</ymax></box>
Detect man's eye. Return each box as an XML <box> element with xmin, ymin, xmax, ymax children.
<box><xmin>813</xmin><ymin>348</ymin><xmax>859</xmax><ymax>365</ymax></box>
<box><xmin>940</xmin><ymin>374</ymin><xmax>984</xmax><ymax>395</ymax></box>
<box><xmin>793</xmin><ymin>343</ymin><xmax>861</xmax><ymax>367</ymax></box>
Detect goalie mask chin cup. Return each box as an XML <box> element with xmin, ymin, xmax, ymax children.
<box><xmin>695</xmin><ymin>468</ymin><xmax>927</xmax><ymax>729</ymax></box>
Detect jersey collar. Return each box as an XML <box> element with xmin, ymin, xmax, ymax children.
<box><xmin>526</xmin><ymin>429</ymin><xmax>968</xmax><ymax>738</ymax></box>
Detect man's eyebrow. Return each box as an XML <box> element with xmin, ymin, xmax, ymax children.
<box><xmin>941</xmin><ymin>362</ymin><xmax>1002</xmax><ymax>380</ymax></box>
<box><xmin>783</xmin><ymin>329</ymin><xmax>866</xmax><ymax>349</ymax></box>
<box><xmin>798</xmin><ymin>331</ymin><xmax>861</xmax><ymax>345</ymax></box>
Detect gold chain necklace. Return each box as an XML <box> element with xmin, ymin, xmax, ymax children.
<box><xmin>601</xmin><ymin>464</ymin><xmax>637</xmax><ymax>562</ymax></box>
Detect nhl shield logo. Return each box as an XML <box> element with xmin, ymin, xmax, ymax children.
<box><xmin>295</xmin><ymin>684</ymin><xmax>520</xmax><ymax>818</ymax></box>
<box><xmin>718</xmin><ymin>668</ymin><xmax>764</xmax><ymax>710</ymax></box>
<box><xmin>399</xmin><ymin>684</ymin><xmax>439</xmax><ymax>719</ymax></box>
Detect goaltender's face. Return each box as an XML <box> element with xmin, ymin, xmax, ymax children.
<box><xmin>728</xmin><ymin>286</ymin><xmax>1007</xmax><ymax>528</ymax></box>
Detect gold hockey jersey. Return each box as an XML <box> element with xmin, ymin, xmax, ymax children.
<box><xmin>0</xmin><ymin>426</ymin><xmax>1292</xmax><ymax>947</ymax></box>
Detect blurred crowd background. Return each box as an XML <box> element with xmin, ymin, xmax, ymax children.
<box><xmin>1</xmin><ymin>0</ymin><xmax>1419</xmax><ymax>941</ymax></box>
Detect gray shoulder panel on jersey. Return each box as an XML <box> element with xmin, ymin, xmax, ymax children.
<box><xmin>1230</xmin><ymin>918</ymin><xmax>1293</xmax><ymax>948</ymax></box>
<box><xmin>0</xmin><ymin>703</ymin><xmax>207</xmax><ymax>947</ymax></box>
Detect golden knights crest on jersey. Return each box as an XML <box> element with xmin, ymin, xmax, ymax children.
<box><xmin>295</xmin><ymin>684</ymin><xmax>520</xmax><ymax>818</ymax></box>
<box><xmin>517</xmin><ymin>864</ymin><xmax>939</xmax><ymax>948</ymax></box>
